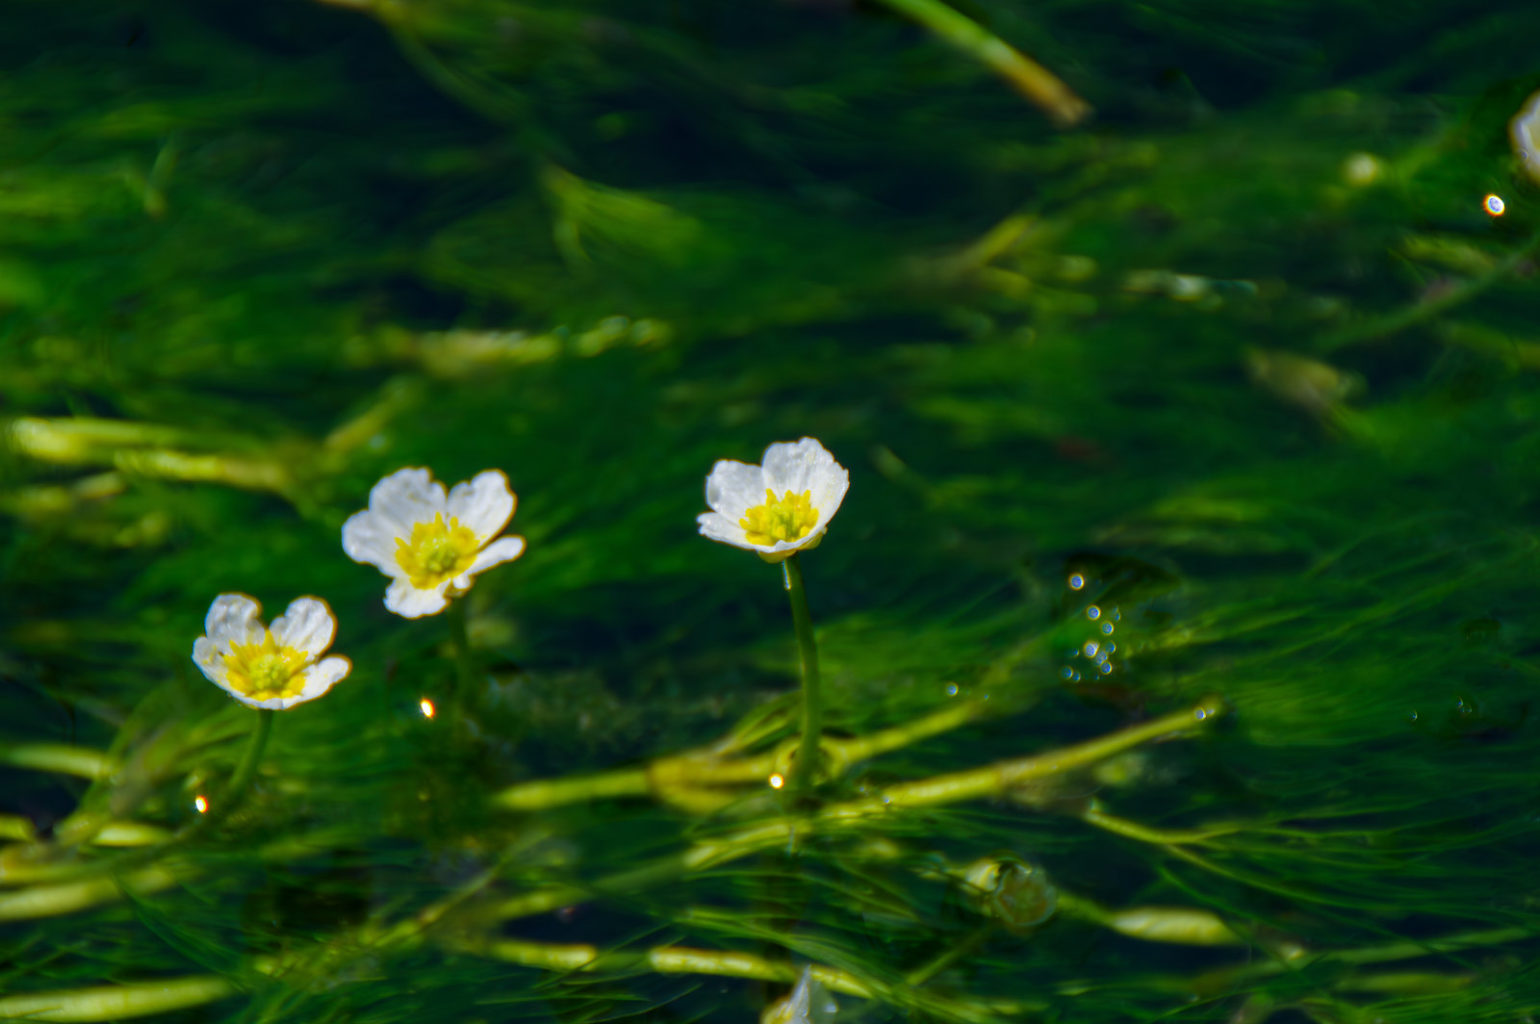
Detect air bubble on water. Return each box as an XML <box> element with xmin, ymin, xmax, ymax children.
<box><xmin>1060</xmin><ymin>666</ymin><xmax>1075</xmax><ymax>680</ymax></box>
<box><xmin>1086</xmin><ymin>605</ymin><xmax>1102</xmax><ymax>620</ymax></box>
<box><xmin>1100</xmin><ymin>621</ymin><xmax>1114</xmax><ymax>635</ymax></box>
<box><xmin>1112</xmin><ymin>607</ymin><xmax>1121</xmax><ymax>622</ymax></box>
<box><xmin>1082</xmin><ymin>641</ymin><xmax>1100</xmax><ymax>658</ymax></box>
<box><xmin>945</xmin><ymin>683</ymin><xmax>959</xmax><ymax>697</ymax></box>
<box><xmin>1066</xmin><ymin>648</ymin><xmax>1081</xmax><ymax>660</ymax></box>
<box><xmin>1097</xmin><ymin>661</ymin><xmax>1113</xmax><ymax>675</ymax></box>
<box><xmin>1104</xmin><ymin>641</ymin><xmax>1115</xmax><ymax>654</ymax></box>
<box><xmin>1095</xmin><ymin>648</ymin><xmax>1110</xmax><ymax>664</ymax></box>
<box><xmin>1068</xmin><ymin>574</ymin><xmax>1085</xmax><ymax>590</ymax></box>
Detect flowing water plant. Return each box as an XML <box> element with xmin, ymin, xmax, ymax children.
<box><xmin>6</xmin><ymin>1</ymin><xmax>1540</xmax><ymax>1022</ymax></box>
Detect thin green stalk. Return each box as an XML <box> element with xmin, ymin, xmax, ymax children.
<box><xmin>489</xmin><ymin>698</ymin><xmax>1224</xmax><ymax>922</ymax></box>
<box><xmin>868</xmin><ymin>0</ymin><xmax>1090</xmax><ymax>125</ymax></box>
<box><xmin>446</xmin><ymin>598</ymin><xmax>477</xmax><ymax>707</ymax></box>
<box><xmin>0</xmin><ymin>974</ymin><xmax>237</xmax><ymax>1022</ymax></box>
<box><xmin>781</xmin><ymin>554</ymin><xmax>822</xmax><ymax>792</ymax></box>
<box><xmin>906</xmin><ymin>924</ymin><xmax>993</xmax><ymax>986</ymax></box>
<box><xmin>180</xmin><ymin>708</ymin><xmax>272</xmax><ymax>840</ymax></box>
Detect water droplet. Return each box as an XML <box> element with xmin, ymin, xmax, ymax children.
<box><xmin>1097</xmin><ymin>661</ymin><xmax>1113</xmax><ymax>675</ymax></box>
<box><xmin>1100</xmin><ymin>621</ymin><xmax>1114</xmax><ymax>635</ymax></box>
<box><xmin>1082</xmin><ymin>641</ymin><xmax>1100</xmax><ymax>658</ymax></box>
<box><xmin>1068</xmin><ymin>573</ymin><xmax>1085</xmax><ymax>590</ymax></box>
<box><xmin>945</xmin><ymin>683</ymin><xmax>959</xmax><ymax>697</ymax></box>
<box><xmin>1194</xmin><ymin>708</ymin><xmax>1207</xmax><ymax>720</ymax></box>
<box><xmin>1484</xmin><ymin>193</ymin><xmax>1506</xmax><ymax>217</ymax></box>
<box><xmin>1060</xmin><ymin>666</ymin><xmax>1075</xmax><ymax>680</ymax></box>
<box><xmin>1086</xmin><ymin>605</ymin><xmax>1102</xmax><ymax>620</ymax></box>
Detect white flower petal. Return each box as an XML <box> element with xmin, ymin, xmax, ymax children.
<box><xmin>447</xmin><ymin>469</ymin><xmax>516</xmax><ymax>545</ymax></box>
<box><xmin>191</xmin><ymin>636</ymin><xmax>229</xmax><ymax>684</ymax></box>
<box><xmin>760</xmin><ymin>438</ymin><xmax>833</xmax><ymax>495</ymax></box>
<box><xmin>385</xmin><ymin>576</ymin><xmax>451</xmax><ymax>618</ymax></box>
<box><xmin>806</xmin><ymin>460</ymin><xmax>850</xmax><ymax>533</ymax></box>
<box><xmin>203</xmin><ymin>593</ymin><xmax>263</xmax><ymax>648</ymax></box>
<box><xmin>367</xmin><ymin>467</ymin><xmax>447</xmax><ymax>539</ymax></box>
<box><xmin>1513</xmin><ymin>89</ymin><xmax>1540</xmax><ymax>184</ymax></box>
<box><xmin>341</xmin><ymin>509</ymin><xmax>404</xmax><ymax>571</ymax></box>
<box><xmin>291</xmin><ymin>656</ymin><xmax>351</xmax><ymax>705</ymax></box>
<box><xmin>270</xmin><ymin>597</ymin><xmax>336</xmax><ymax>659</ymax></box>
<box><xmin>697</xmin><ymin>511</ymin><xmax>757</xmax><ymax>549</ymax></box>
<box><xmin>452</xmin><ymin>535</ymin><xmax>526</xmax><ymax>590</ymax></box>
<box><xmin>704</xmin><ymin>460</ymin><xmax>766</xmax><ymax>518</ymax></box>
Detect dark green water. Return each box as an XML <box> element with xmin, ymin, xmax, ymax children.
<box><xmin>4</xmin><ymin>1</ymin><xmax>1540</xmax><ymax>1021</ymax></box>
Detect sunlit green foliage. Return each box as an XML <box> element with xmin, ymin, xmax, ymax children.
<box><xmin>4</xmin><ymin>0</ymin><xmax>1540</xmax><ymax>1021</ymax></box>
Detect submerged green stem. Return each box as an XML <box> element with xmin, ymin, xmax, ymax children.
<box><xmin>781</xmin><ymin>554</ymin><xmax>823</xmax><ymax>792</ymax></box>
<box><xmin>193</xmin><ymin>708</ymin><xmax>272</xmax><ymax>835</ymax></box>
<box><xmin>869</xmin><ymin>0</ymin><xmax>1090</xmax><ymax>125</ymax></box>
<box><xmin>906</xmin><ymin>924</ymin><xmax>993</xmax><ymax>986</ymax></box>
<box><xmin>446</xmin><ymin>598</ymin><xmax>477</xmax><ymax>707</ymax></box>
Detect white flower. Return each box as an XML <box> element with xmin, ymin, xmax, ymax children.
<box><xmin>192</xmin><ymin>594</ymin><xmax>351</xmax><ymax>710</ymax></box>
<box><xmin>341</xmin><ymin>467</ymin><xmax>526</xmax><ymax>618</ymax></box>
<box><xmin>1511</xmin><ymin>88</ymin><xmax>1540</xmax><ymax>185</ymax></box>
<box><xmin>698</xmin><ymin>438</ymin><xmax>849</xmax><ymax>563</ymax></box>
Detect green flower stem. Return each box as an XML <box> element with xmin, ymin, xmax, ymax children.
<box><xmin>446</xmin><ymin>598</ymin><xmax>477</xmax><ymax>706</ymax></box>
<box><xmin>185</xmin><ymin>708</ymin><xmax>272</xmax><ymax>839</ymax></box>
<box><xmin>904</xmin><ymin>924</ymin><xmax>993</xmax><ymax>986</ymax></box>
<box><xmin>780</xmin><ymin>554</ymin><xmax>823</xmax><ymax>792</ymax></box>
<box><xmin>227</xmin><ymin>709</ymin><xmax>272</xmax><ymax>807</ymax></box>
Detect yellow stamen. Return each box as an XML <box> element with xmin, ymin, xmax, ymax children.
<box><xmin>222</xmin><ymin>632</ymin><xmax>309</xmax><ymax>701</ymax></box>
<box><xmin>394</xmin><ymin>513</ymin><xmax>481</xmax><ymax>590</ymax></box>
<box><xmin>740</xmin><ymin>489</ymin><xmax>818</xmax><ymax>546</ymax></box>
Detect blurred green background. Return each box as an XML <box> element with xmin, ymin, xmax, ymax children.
<box><xmin>4</xmin><ymin>0</ymin><xmax>1540</xmax><ymax>1021</ymax></box>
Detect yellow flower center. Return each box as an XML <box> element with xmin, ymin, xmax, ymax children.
<box><xmin>739</xmin><ymin>488</ymin><xmax>819</xmax><ymax>546</ymax></box>
<box><xmin>223</xmin><ymin>631</ymin><xmax>310</xmax><ymax>701</ymax></box>
<box><xmin>395</xmin><ymin>513</ymin><xmax>481</xmax><ymax>590</ymax></box>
